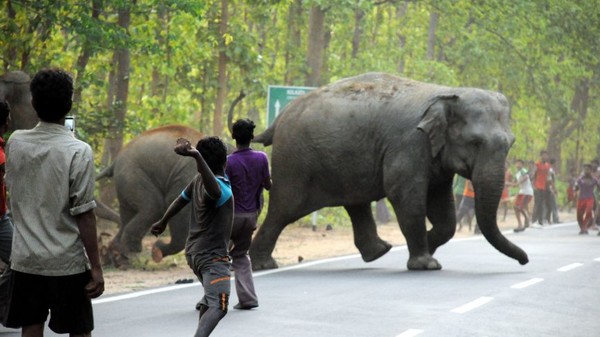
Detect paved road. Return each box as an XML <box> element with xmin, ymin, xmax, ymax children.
<box><xmin>1</xmin><ymin>222</ymin><xmax>599</xmax><ymax>336</ymax></box>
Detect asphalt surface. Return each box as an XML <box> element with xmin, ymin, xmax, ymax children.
<box><xmin>1</xmin><ymin>222</ymin><xmax>598</xmax><ymax>337</ymax></box>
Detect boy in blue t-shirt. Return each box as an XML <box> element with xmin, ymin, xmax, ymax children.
<box><xmin>151</xmin><ymin>136</ymin><xmax>233</xmax><ymax>337</ymax></box>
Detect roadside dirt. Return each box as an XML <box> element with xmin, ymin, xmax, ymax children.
<box><xmin>101</xmin><ymin>210</ymin><xmax>577</xmax><ymax>295</ymax></box>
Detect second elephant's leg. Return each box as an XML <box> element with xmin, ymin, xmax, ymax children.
<box><xmin>344</xmin><ymin>204</ymin><xmax>392</xmax><ymax>262</ymax></box>
<box><xmin>426</xmin><ymin>181</ymin><xmax>457</xmax><ymax>255</ymax></box>
<box><xmin>153</xmin><ymin>207</ymin><xmax>191</xmax><ymax>261</ymax></box>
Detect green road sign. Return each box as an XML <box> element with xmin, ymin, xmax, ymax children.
<box><xmin>266</xmin><ymin>85</ymin><xmax>316</xmax><ymax>126</ymax></box>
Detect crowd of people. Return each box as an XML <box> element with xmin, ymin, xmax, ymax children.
<box><xmin>454</xmin><ymin>150</ymin><xmax>600</xmax><ymax>236</ymax></box>
<box><xmin>0</xmin><ymin>68</ymin><xmax>272</xmax><ymax>337</ymax></box>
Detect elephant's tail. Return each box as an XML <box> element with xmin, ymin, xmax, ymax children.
<box><xmin>96</xmin><ymin>164</ymin><xmax>114</xmax><ymax>181</ymax></box>
<box><xmin>253</xmin><ymin>124</ymin><xmax>275</xmax><ymax>146</ymax></box>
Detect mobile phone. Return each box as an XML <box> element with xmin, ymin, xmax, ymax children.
<box><xmin>64</xmin><ymin>115</ymin><xmax>75</xmax><ymax>132</ymax></box>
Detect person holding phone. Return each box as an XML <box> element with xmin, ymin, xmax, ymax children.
<box><xmin>4</xmin><ymin>68</ymin><xmax>104</xmax><ymax>336</ymax></box>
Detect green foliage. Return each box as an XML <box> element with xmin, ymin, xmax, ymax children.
<box><xmin>2</xmin><ymin>0</ymin><xmax>599</xmax><ymax>178</ymax></box>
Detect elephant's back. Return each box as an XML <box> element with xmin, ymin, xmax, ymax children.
<box><xmin>113</xmin><ymin>125</ymin><xmax>202</xmax><ymax>195</ymax></box>
<box><xmin>276</xmin><ymin>73</ymin><xmax>447</xmax><ymax>127</ymax></box>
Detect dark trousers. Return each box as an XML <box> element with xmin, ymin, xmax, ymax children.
<box><xmin>532</xmin><ymin>189</ymin><xmax>553</xmax><ymax>225</ymax></box>
<box><xmin>230</xmin><ymin>213</ymin><xmax>258</xmax><ymax>307</ymax></box>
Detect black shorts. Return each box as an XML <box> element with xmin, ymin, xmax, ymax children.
<box><xmin>5</xmin><ymin>270</ymin><xmax>93</xmax><ymax>334</ymax></box>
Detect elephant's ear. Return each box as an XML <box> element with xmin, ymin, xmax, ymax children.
<box><xmin>417</xmin><ymin>94</ymin><xmax>458</xmax><ymax>158</ymax></box>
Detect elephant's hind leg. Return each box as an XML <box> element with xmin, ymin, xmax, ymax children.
<box><xmin>344</xmin><ymin>204</ymin><xmax>392</xmax><ymax>262</ymax></box>
<box><xmin>426</xmin><ymin>181</ymin><xmax>457</xmax><ymax>255</ymax></box>
<box><xmin>153</xmin><ymin>209</ymin><xmax>189</xmax><ymax>261</ymax></box>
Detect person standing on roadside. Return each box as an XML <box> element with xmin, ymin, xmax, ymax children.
<box><xmin>545</xmin><ymin>158</ymin><xmax>560</xmax><ymax>224</ymax></box>
<box><xmin>0</xmin><ymin>99</ymin><xmax>13</xmax><ymax>268</ymax></box>
<box><xmin>225</xmin><ymin>119</ymin><xmax>271</xmax><ymax>310</ymax></box>
<box><xmin>512</xmin><ymin>159</ymin><xmax>533</xmax><ymax>232</ymax></box>
<box><xmin>531</xmin><ymin>150</ymin><xmax>552</xmax><ymax>227</ymax></box>
<box><xmin>4</xmin><ymin>68</ymin><xmax>104</xmax><ymax>336</ymax></box>
<box><xmin>574</xmin><ymin>164</ymin><xmax>600</xmax><ymax>235</ymax></box>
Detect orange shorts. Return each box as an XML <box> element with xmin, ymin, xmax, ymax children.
<box><xmin>514</xmin><ymin>194</ymin><xmax>532</xmax><ymax>210</ymax></box>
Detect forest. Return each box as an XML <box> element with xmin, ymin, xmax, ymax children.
<box><xmin>1</xmin><ymin>0</ymin><xmax>599</xmax><ymax>176</ymax></box>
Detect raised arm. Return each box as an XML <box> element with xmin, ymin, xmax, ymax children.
<box><xmin>174</xmin><ymin>138</ymin><xmax>221</xmax><ymax>200</ymax></box>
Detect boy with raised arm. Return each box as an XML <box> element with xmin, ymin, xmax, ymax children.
<box><xmin>151</xmin><ymin>137</ymin><xmax>233</xmax><ymax>337</ymax></box>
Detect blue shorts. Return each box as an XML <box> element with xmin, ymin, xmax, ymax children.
<box><xmin>186</xmin><ymin>255</ymin><xmax>231</xmax><ymax>312</ymax></box>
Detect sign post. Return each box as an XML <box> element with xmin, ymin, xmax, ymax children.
<box><xmin>266</xmin><ymin>85</ymin><xmax>316</xmax><ymax>126</ymax></box>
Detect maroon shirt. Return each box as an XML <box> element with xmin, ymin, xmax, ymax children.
<box><xmin>225</xmin><ymin>148</ymin><xmax>270</xmax><ymax>214</ymax></box>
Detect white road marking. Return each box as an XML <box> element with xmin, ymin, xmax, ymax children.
<box><xmin>557</xmin><ymin>263</ymin><xmax>583</xmax><ymax>272</ymax></box>
<box><xmin>594</xmin><ymin>257</ymin><xmax>600</xmax><ymax>262</ymax></box>
<box><xmin>396</xmin><ymin>329</ymin><xmax>424</xmax><ymax>337</ymax></box>
<box><xmin>510</xmin><ymin>278</ymin><xmax>544</xmax><ymax>289</ymax></box>
<box><xmin>451</xmin><ymin>297</ymin><xmax>494</xmax><ymax>314</ymax></box>
<box><xmin>93</xmin><ymin>224</ymin><xmax>577</xmax><ymax>305</ymax></box>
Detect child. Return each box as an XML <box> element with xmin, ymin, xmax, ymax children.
<box><xmin>574</xmin><ymin>164</ymin><xmax>600</xmax><ymax>235</ymax></box>
<box><xmin>151</xmin><ymin>137</ymin><xmax>233</xmax><ymax>337</ymax></box>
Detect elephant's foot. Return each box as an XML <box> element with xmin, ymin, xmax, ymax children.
<box><xmin>251</xmin><ymin>254</ymin><xmax>279</xmax><ymax>271</ymax></box>
<box><xmin>407</xmin><ymin>255</ymin><xmax>442</xmax><ymax>270</ymax></box>
<box><xmin>151</xmin><ymin>245</ymin><xmax>164</xmax><ymax>263</ymax></box>
<box><xmin>357</xmin><ymin>239</ymin><xmax>392</xmax><ymax>262</ymax></box>
<box><xmin>107</xmin><ymin>240</ymin><xmax>131</xmax><ymax>269</ymax></box>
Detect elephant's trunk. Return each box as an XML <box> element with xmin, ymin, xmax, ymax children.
<box><xmin>472</xmin><ymin>156</ymin><xmax>529</xmax><ymax>265</ymax></box>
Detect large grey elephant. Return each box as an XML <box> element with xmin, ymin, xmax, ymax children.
<box><xmin>0</xmin><ymin>71</ymin><xmax>38</xmax><ymax>130</ymax></box>
<box><xmin>97</xmin><ymin>125</ymin><xmax>202</xmax><ymax>266</ymax></box>
<box><xmin>250</xmin><ymin>72</ymin><xmax>528</xmax><ymax>271</ymax></box>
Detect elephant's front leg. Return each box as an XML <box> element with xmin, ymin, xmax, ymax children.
<box><xmin>388</xmin><ymin>185</ymin><xmax>441</xmax><ymax>270</ymax></box>
<box><xmin>344</xmin><ymin>204</ymin><xmax>392</xmax><ymax>262</ymax></box>
<box><xmin>426</xmin><ymin>180</ymin><xmax>457</xmax><ymax>255</ymax></box>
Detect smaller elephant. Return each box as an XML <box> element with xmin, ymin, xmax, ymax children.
<box><xmin>97</xmin><ymin>125</ymin><xmax>203</xmax><ymax>266</ymax></box>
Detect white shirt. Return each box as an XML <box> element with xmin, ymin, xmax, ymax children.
<box><xmin>516</xmin><ymin>168</ymin><xmax>533</xmax><ymax>196</ymax></box>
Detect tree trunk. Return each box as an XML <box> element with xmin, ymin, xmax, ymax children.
<box><xmin>72</xmin><ymin>0</ymin><xmax>101</xmax><ymax>114</ymax></box>
<box><xmin>396</xmin><ymin>1</ymin><xmax>409</xmax><ymax>74</ymax></box>
<box><xmin>546</xmin><ymin>78</ymin><xmax>590</xmax><ymax>175</ymax></box>
<box><xmin>213</xmin><ymin>0</ymin><xmax>229</xmax><ymax>137</ymax></box>
<box><xmin>284</xmin><ymin>0</ymin><xmax>303</xmax><ymax>84</ymax></box>
<box><xmin>351</xmin><ymin>8</ymin><xmax>364</xmax><ymax>59</ymax></box>
<box><xmin>98</xmin><ymin>52</ymin><xmax>119</xmax><ymax>206</ymax></box>
<box><xmin>106</xmin><ymin>4</ymin><xmax>132</xmax><ymax>159</ymax></box>
<box><xmin>306</xmin><ymin>5</ymin><xmax>325</xmax><ymax>87</ymax></box>
<box><xmin>4</xmin><ymin>0</ymin><xmax>17</xmax><ymax>71</ymax></box>
<box><xmin>427</xmin><ymin>11</ymin><xmax>438</xmax><ymax>61</ymax></box>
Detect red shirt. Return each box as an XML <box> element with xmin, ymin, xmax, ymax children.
<box><xmin>534</xmin><ymin>161</ymin><xmax>550</xmax><ymax>190</ymax></box>
<box><xmin>0</xmin><ymin>137</ymin><xmax>6</xmax><ymax>216</ymax></box>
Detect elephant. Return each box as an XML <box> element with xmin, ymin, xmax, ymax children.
<box><xmin>97</xmin><ymin>125</ymin><xmax>203</xmax><ymax>266</ymax></box>
<box><xmin>250</xmin><ymin>72</ymin><xmax>529</xmax><ymax>271</ymax></box>
<box><xmin>96</xmin><ymin>94</ymin><xmax>245</xmax><ymax>266</ymax></box>
<box><xmin>0</xmin><ymin>71</ymin><xmax>38</xmax><ymax>131</ymax></box>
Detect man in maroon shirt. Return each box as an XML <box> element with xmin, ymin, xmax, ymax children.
<box><xmin>225</xmin><ymin>119</ymin><xmax>271</xmax><ymax>310</ymax></box>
